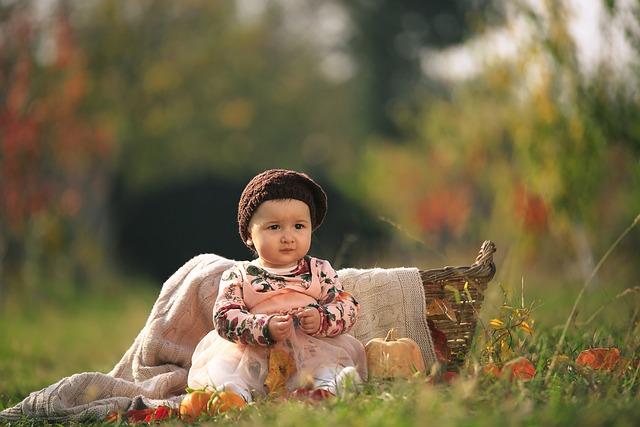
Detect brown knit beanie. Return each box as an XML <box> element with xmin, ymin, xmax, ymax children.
<box><xmin>238</xmin><ymin>169</ymin><xmax>327</xmax><ymax>247</ymax></box>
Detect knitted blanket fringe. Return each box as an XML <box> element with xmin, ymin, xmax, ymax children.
<box><xmin>0</xmin><ymin>254</ymin><xmax>435</xmax><ymax>422</ymax></box>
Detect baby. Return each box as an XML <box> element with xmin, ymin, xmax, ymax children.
<box><xmin>188</xmin><ymin>169</ymin><xmax>366</xmax><ymax>408</ymax></box>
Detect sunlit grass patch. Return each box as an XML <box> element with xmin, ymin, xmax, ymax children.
<box><xmin>1</xmin><ymin>271</ymin><xmax>638</xmax><ymax>427</ymax></box>
<box><xmin>0</xmin><ymin>283</ymin><xmax>157</xmax><ymax>406</ymax></box>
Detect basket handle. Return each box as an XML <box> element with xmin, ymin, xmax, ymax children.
<box><xmin>419</xmin><ymin>240</ymin><xmax>497</xmax><ymax>284</ymax></box>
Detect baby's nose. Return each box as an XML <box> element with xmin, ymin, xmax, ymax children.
<box><xmin>280</xmin><ymin>233</ymin><xmax>293</xmax><ymax>243</ymax></box>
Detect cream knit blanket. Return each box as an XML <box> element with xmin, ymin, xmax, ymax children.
<box><xmin>0</xmin><ymin>254</ymin><xmax>435</xmax><ymax>422</ymax></box>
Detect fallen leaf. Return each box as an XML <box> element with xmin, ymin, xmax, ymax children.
<box><xmin>125</xmin><ymin>408</ymin><xmax>155</xmax><ymax>423</ymax></box>
<box><xmin>576</xmin><ymin>348</ymin><xmax>621</xmax><ymax>371</ymax></box>
<box><xmin>427</xmin><ymin>320</ymin><xmax>450</xmax><ymax>365</ymax></box>
<box><xmin>426</xmin><ymin>298</ymin><xmax>458</xmax><ymax>322</ymax></box>
<box><xmin>483</xmin><ymin>358</ymin><xmax>536</xmax><ymax>381</ymax></box>
<box><xmin>265</xmin><ymin>347</ymin><xmax>297</xmax><ymax>396</ymax></box>
<box><xmin>105</xmin><ymin>411</ymin><xmax>120</xmax><ymax>423</ymax></box>
<box><xmin>503</xmin><ymin>356</ymin><xmax>536</xmax><ymax>381</ymax></box>
<box><xmin>442</xmin><ymin>371</ymin><xmax>459</xmax><ymax>384</ymax></box>
<box><xmin>152</xmin><ymin>405</ymin><xmax>173</xmax><ymax>421</ymax></box>
<box><xmin>482</xmin><ymin>363</ymin><xmax>502</xmax><ymax>378</ymax></box>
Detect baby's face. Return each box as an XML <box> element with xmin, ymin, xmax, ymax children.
<box><xmin>247</xmin><ymin>199</ymin><xmax>312</xmax><ymax>269</ymax></box>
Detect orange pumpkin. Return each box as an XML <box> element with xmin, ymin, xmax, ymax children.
<box><xmin>207</xmin><ymin>391</ymin><xmax>247</xmax><ymax>415</ymax></box>
<box><xmin>482</xmin><ymin>357</ymin><xmax>536</xmax><ymax>382</ymax></box>
<box><xmin>503</xmin><ymin>356</ymin><xmax>536</xmax><ymax>381</ymax></box>
<box><xmin>365</xmin><ymin>328</ymin><xmax>426</xmax><ymax>380</ymax></box>
<box><xmin>179</xmin><ymin>389</ymin><xmax>213</xmax><ymax>421</ymax></box>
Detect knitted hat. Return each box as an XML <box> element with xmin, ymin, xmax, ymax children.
<box><xmin>238</xmin><ymin>169</ymin><xmax>327</xmax><ymax>247</ymax></box>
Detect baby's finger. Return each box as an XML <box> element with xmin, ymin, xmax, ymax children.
<box><xmin>299</xmin><ymin>311</ymin><xmax>313</xmax><ymax>319</ymax></box>
<box><xmin>274</xmin><ymin>315</ymin><xmax>289</xmax><ymax>325</ymax></box>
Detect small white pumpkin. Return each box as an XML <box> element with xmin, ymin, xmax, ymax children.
<box><xmin>365</xmin><ymin>328</ymin><xmax>426</xmax><ymax>380</ymax></box>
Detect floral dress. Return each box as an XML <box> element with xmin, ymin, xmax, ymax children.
<box><xmin>188</xmin><ymin>256</ymin><xmax>367</xmax><ymax>399</ymax></box>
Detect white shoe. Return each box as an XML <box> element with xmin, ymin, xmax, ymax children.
<box><xmin>335</xmin><ymin>366</ymin><xmax>362</xmax><ymax>397</ymax></box>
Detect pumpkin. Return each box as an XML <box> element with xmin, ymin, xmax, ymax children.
<box><xmin>179</xmin><ymin>389</ymin><xmax>213</xmax><ymax>421</ymax></box>
<box><xmin>207</xmin><ymin>391</ymin><xmax>247</xmax><ymax>415</ymax></box>
<box><xmin>365</xmin><ymin>328</ymin><xmax>426</xmax><ymax>380</ymax></box>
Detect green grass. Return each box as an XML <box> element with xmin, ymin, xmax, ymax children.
<box><xmin>0</xmin><ymin>285</ymin><xmax>157</xmax><ymax>409</ymax></box>
<box><xmin>1</xmin><ymin>279</ymin><xmax>638</xmax><ymax>426</ymax></box>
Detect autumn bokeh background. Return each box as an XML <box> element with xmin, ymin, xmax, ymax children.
<box><xmin>1</xmin><ymin>0</ymin><xmax>639</xmax><ymax>319</ymax></box>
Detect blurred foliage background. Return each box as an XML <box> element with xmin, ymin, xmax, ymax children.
<box><xmin>1</xmin><ymin>0</ymin><xmax>639</xmax><ymax>313</ymax></box>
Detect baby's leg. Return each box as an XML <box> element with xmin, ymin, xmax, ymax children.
<box><xmin>217</xmin><ymin>382</ymin><xmax>253</xmax><ymax>403</ymax></box>
<box><xmin>312</xmin><ymin>365</ymin><xmax>362</xmax><ymax>396</ymax></box>
<box><xmin>189</xmin><ymin>332</ymin><xmax>270</xmax><ymax>403</ymax></box>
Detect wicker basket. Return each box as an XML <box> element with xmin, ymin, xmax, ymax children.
<box><xmin>419</xmin><ymin>240</ymin><xmax>496</xmax><ymax>369</ymax></box>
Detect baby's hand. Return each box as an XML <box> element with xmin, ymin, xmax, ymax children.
<box><xmin>298</xmin><ymin>308</ymin><xmax>321</xmax><ymax>335</ymax></box>
<box><xmin>268</xmin><ymin>314</ymin><xmax>293</xmax><ymax>342</ymax></box>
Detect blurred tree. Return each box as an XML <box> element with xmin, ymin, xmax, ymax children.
<box><xmin>75</xmin><ymin>0</ymin><xmax>363</xmax><ymax>192</ymax></box>
<box><xmin>353</xmin><ymin>1</ymin><xmax>640</xmax><ymax>277</ymax></box>
<box><xmin>339</xmin><ymin>0</ymin><xmax>500</xmax><ymax>137</ymax></box>
<box><xmin>1</xmin><ymin>0</ymin><xmax>398</xmax><ymax>296</ymax></box>
<box><xmin>0</xmin><ymin>2</ymin><xmax>115</xmax><ymax>304</ymax></box>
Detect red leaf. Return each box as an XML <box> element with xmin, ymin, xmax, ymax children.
<box><xmin>152</xmin><ymin>405</ymin><xmax>173</xmax><ymax>421</ymax></box>
<box><xmin>125</xmin><ymin>408</ymin><xmax>154</xmax><ymax>423</ymax></box>
<box><xmin>123</xmin><ymin>405</ymin><xmax>174</xmax><ymax>424</ymax></box>
<box><xmin>442</xmin><ymin>371</ymin><xmax>459</xmax><ymax>384</ymax></box>
<box><xmin>576</xmin><ymin>348</ymin><xmax>621</xmax><ymax>371</ymax></box>
<box><xmin>427</xmin><ymin>320</ymin><xmax>450</xmax><ymax>365</ymax></box>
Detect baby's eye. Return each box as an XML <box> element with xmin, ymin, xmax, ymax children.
<box><xmin>268</xmin><ymin>224</ymin><xmax>280</xmax><ymax>230</ymax></box>
<box><xmin>295</xmin><ymin>224</ymin><xmax>306</xmax><ymax>230</ymax></box>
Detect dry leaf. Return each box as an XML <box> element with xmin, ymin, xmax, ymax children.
<box><xmin>503</xmin><ymin>356</ymin><xmax>536</xmax><ymax>381</ymax></box>
<box><xmin>264</xmin><ymin>348</ymin><xmax>296</xmax><ymax>396</ymax></box>
<box><xmin>576</xmin><ymin>348</ymin><xmax>621</xmax><ymax>371</ymax></box>
<box><xmin>427</xmin><ymin>319</ymin><xmax>451</xmax><ymax>365</ymax></box>
<box><xmin>482</xmin><ymin>357</ymin><xmax>536</xmax><ymax>382</ymax></box>
<box><xmin>549</xmin><ymin>355</ymin><xmax>571</xmax><ymax>366</ymax></box>
<box><xmin>442</xmin><ymin>371</ymin><xmax>459</xmax><ymax>384</ymax></box>
<box><xmin>482</xmin><ymin>362</ymin><xmax>502</xmax><ymax>378</ymax></box>
<box><xmin>426</xmin><ymin>298</ymin><xmax>458</xmax><ymax>322</ymax></box>
<box><xmin>124</xmin><ymin>408</ymin><xmax>155</xmax><ymax>423</ymax></box>
<box><xmin>105</xmin><ymin>411</ymin><xmax>120</xmax><ymax>424</ymax></box>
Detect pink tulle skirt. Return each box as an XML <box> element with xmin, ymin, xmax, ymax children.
<box><xmin>188</xmin><ymin>328</ymin><xmax>366</xmax><ymax>398</ymax></box>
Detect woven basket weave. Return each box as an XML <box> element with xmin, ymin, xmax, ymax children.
<box><xmin>419</xmin><ymin>240</ymin><xmax>496</xmax><ymax>368</ymax></box>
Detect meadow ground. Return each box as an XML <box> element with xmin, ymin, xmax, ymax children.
<box><xmin>1</xmin><ymin>272</ymin><xmax>638</xmax><ymax>427</ymax></box>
